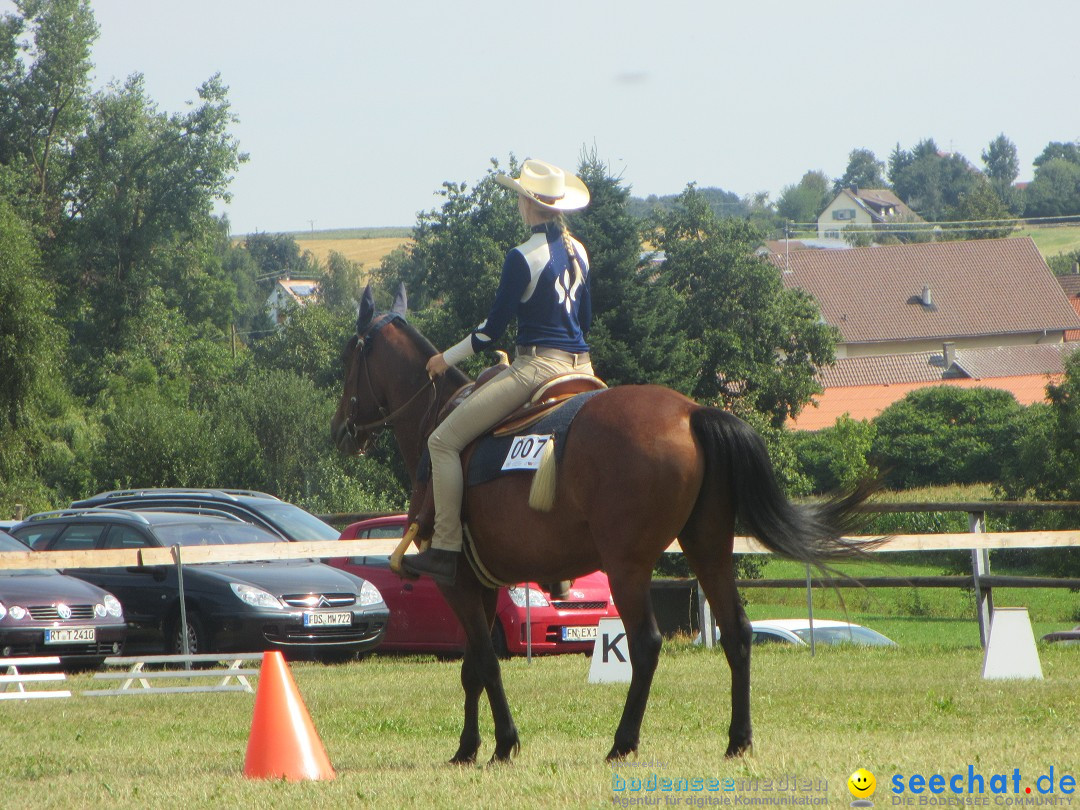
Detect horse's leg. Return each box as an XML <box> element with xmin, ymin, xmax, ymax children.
<box><xmin>603</xmin><ymin>565</ymin><xmax>663</xmax><ymax>761</ymax></box>
<box><xmin>440</xmin><ymin>580</ymin><xmax>520</xmax><ymax>764</ymax></box>
<box><xmin>679</xmin><ymin>504</ymin><xmax>753</xmax><ymax>757</ymax></box>
<box><xmin>450</xmin><ymin>585</ymin><xmax>499</xmax><ymax>764</ymax></box>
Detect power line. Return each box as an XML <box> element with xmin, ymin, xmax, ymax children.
<box><xmin>780</xmin><ymin>212</ymin><xmax>1080</xmax><ymax>230</ymax></box>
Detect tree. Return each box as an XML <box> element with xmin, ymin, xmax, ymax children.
<box><xmin>0</xmin><ymin>0</ymin><xmax>97</xmax><ymax>232</ymax></box>
<box><xmin>0</xmin><ymin>200</ymin><xmax>53</xmax><ymax>428</ymax></box>
<box><xmin>56</xmin><ymin>73</ymin><xmax>246</xmax><ymax>359</ymax></box>
<box><xmin>947</xmin><ymin>177</ymin><xmax>1015</xmax><ymax>240</ymax></box>
<box><xmin>1033</xmin><ymin>141</ymin><xmax>1080</xmax><ymax>169</ymax></box>
<box><xmin>981</xmin><ymin>133</ymin><xmax>1022</xmax><ymax>213</ymax></box>
<box><xmin>776</xmin><ymin>170</ymin><xmax>831</xmax><ymax>226</ymax></box>
<box><xmin>834</xmin><ymin>148</ymin><xmax>887</xmax><ymax>193</ymax></box>
<box><xmin>319</xmin><ymin>250</ymin><xmax>367</xmax><ymax>315</ymax></box>
<box><xmin>572</xmin><ymin>150</ymin><xmax>698</xmax><ymax>390</ymax></box>
<box><xmin>375</xmin><ymin>157</ymin><xmax>523</xmax><ymax>358</ymax></box>
<box><xmin>243</xmin><ymin>232</ymin><xmax>318</xmax><ymax>280</ymax></box>
<box><xmin>871</xmin><ymin>386</ymin><xmax>1024</xmax><ymax>488</ymax></box>
<box><xmin>889</xmin><ymin>139</ymin><xmax>984</xmax><ymax>222</ymax></box>
<box><xmin>646</xmin><ymin>186</ymin><xmax>838</xmax><ymax>426</ymax></box>
<box><xmin>981</xmin><ymin>134</ymin><xmax>1018</xmax><ymax>189</ymax></box>
<box><xmin>1024</xmin><ymin>158</ymin><xmax>1080</xmax><ymax>218</ymax></box>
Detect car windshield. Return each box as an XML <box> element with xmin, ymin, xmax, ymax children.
<box><xmin>792</xmin><ymin>626</ymin><xmax>894</xmax><ymax>646</ymax></box>
<box><xmin>153</xmin><ymin>521</ymin><xmax>286</xmax><ymax>547</ymax></box>
<box><xmin>244</xmin><ymin>500</ymin><xmax>339</xmax><ymax>541</ymax></box>
<box><xmin>0</xmin><ymin>529</ymin><xmax>53</xmax><ymax>576</ymax></box>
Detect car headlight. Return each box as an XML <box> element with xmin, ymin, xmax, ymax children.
<box><xmin>507</xmin><ymin>586</ymin><xmax>549</xmax><ymax>608</ymax></box>
<box><xmin>358</xmin><ymin>580</ymin><xmax>383</xmax><ymax>607</ymax></box>
<box><xmin>230</xmin><ymin>583</ymin><xmax>284</xmax><ymax>609</ymax></box>
<box><xmin>7</xmin><ymin>605</ymin><xmax>26</xmax><ymax>620</ymax></box>
<box><xmin>0</xmin><ymin>602</ymin><xmax>7</xmax><ymax>620</ymax></box>
<box><xmin>103</xmin><ymin>594</ymin><xmax>123</xmax><ymax>618</ymax></box>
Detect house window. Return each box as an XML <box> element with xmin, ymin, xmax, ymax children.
<box><xmin>833</xmin><ymin>209</ymin><xmax>856</xmax><ymax>221</ymax></box>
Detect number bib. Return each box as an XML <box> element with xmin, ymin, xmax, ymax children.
<box><xmin>501</xmin><ymin>434</ymin><xmax>552</xmax><ymax>471</ymax></box>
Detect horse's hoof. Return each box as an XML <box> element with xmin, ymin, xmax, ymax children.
<box><xmin>724</xmin><ymin>741</ymin><xmax>753</xmax><ymax>758</ymax></box>
<box><xmin>449</xmin><ymin>752</ymin><xmax>477</xmax><ymax>766</ymax></box>
<box><xmin>605</xmin><ymin>745</ymin><xmax>637</xmax><ymax>762</ymax></box>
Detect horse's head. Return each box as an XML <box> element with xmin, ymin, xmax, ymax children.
<box><xmin>331</xmin><ymin>283</ymin><xmax>414</xmax><ymax>456</ymax></box>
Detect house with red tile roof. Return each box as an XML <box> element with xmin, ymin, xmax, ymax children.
<box><xmin>1055</xmin><ymin>271</ymin><xmax>1080</xmax><ymax>341</ymax></box>
<box><xmin>768</xmin><ymin>237</ymin><xmax>1080</xmax><ymax>429</ymax></box>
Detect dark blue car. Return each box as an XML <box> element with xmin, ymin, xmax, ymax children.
<box><xmin>11</xmin><ymin>509</ymin><xmax>388</xmax><ymax>662</ymax></box>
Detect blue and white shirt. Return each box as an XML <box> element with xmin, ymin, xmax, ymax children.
<box><xmin>442</xmin><ymin>223</ymin><xmax>591</xmax><ymax>365</ymax></box>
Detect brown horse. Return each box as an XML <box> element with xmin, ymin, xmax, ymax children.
<box><xmin>331</xmin><ymin>285</ymin><xmax>876</xmax><ymax>764</ymax></box>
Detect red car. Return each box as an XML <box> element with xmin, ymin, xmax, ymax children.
<box><xmin>329</xmin><ymin>515</ymin><xmax>619</xmax><ymax>656</ymax></box>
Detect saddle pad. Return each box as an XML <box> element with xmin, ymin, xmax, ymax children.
<box><xmin>412</xmin><ymin>389</ymin><xmax>605</xmax><ymax>486</ymax></box>
<box><xmin>466</xmin><ymin>389</ymin><xmax>604</xmax><ymax>486</ymax></box>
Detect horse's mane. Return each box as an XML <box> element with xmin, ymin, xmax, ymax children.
<box><xmin>396</xmin><ymin>318</ymin><xmax>470</xmax><ymax>388</ymax></box>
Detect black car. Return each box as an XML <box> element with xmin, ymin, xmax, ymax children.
<box><xmin>71</xmin><ymin>489</ymin><xmax>340</xmax><ymax>542</ymax></box>
<box><xmin>10</xmin><ymin>510</ymin><xmax>388</xmax><ymax>662</ymax></box>
<box><xmin>0</xmin><ymin>529</ymin><xmax>126</xmax><ymax>666</ymax></box>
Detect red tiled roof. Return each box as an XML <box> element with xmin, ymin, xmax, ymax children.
<box><xmin>773</xmin><ymin>237</ymin><xmax>1080</xmax><ymax>345</ymax></box>
<box><xmin>789</xmin><ymin>375</ymin><xmax>1061</xmax><ymax>431</ymax></box>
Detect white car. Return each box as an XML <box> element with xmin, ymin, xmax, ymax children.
<box><xmin>697</xmin><ymin>619</ymin><xmax>898</xmax><ymax>647</ymax></box>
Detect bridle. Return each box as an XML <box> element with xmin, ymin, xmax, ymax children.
<box><xmin>344</xmin><ymin>313</ymin><xmax>438</xmax><ymax>453</ymax></box>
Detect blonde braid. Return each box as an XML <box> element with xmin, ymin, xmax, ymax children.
<box><xmin>556</xmin><ymin>214</ymin><xmax>584</xmax><ymax>290</ymax></box>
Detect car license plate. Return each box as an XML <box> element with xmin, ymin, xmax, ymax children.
<box><xmin>303</xmin><ymin>612</ymin><xmax>351</xmax><ymax>627</ymax></box>
<box><xmin>44</xmin><ymin>627</ymin><xmax>96</xmax><ymax>644</ymax></box>
<box><xmin>562</xmin><ymin>625</ymin><xmax>597</xmax><ymax>642</ymax></box>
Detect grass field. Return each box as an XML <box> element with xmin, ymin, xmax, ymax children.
<box><xmin>294</xmin><ymin>235</ymin><xmax>412</xmax><ymax>268</ymax></box>
<box><xmin>3</xmin><ymin>642</ymin><xmax>1077</xmax><ymax>809</ymax></box>
<box><xmin>1019</xmin><ymin>224</ymin><xmax>1080</xmax><ymax>259</ymax></box>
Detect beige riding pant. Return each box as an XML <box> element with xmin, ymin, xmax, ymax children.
<box><xmin>428</xmin><ymin>352</ymin><xmax>594</xmax><ymax>552</ymax></box>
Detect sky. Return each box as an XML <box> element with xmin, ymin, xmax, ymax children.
<box><xmin>9</xmin><ymin>0</ymin><xmax>1080</xmax><ymax>234</ymax></box>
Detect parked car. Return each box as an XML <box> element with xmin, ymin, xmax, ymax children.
<box><xmin>10</xmin><ymin>509</ymin><xmax>388</xmax><ymax>661</ymax></box>
<box><xmin>697</xmin><ymin>619</ymin><xmax>898</xmax><ymax>647</ymax></box>
<box><xmin>70</xmin><ymin>489</ymin><xmax>339</xmax><ymax>543</ymax></box>
<box><xmin>1041</xmin><ymin>625</ymin><xmax>1080</xmax><ymax>645</ymax></box>
<box><xmin>0</xmin><ymin>529</ymin><xmax>126</xmax><ymax>667</ymax></box>
<box><xmin>330</xmin><ymin>514</ymin><xmax>620</xmax><ymax>656</ymax></box>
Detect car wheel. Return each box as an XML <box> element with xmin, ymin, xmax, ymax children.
<box><xmin>491</xmin><ymin>620</ymin><xmax>510</xmax><ymax>659</ymax></box>
<box><xmin>169</xmin><ymin>610</ymin><xmax>208</xmax><ymax>656</ymax></box>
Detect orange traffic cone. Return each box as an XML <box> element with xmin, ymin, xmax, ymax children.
<box><xmin>243</xmin><ymin>650</ymin><xmax>336</xmax><ymax>781</ymax></box>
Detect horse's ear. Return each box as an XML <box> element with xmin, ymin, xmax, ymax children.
<box><xmin>357</xmin><ymin>285</ymin><xmax>375</xmax><ymax>333</ymax></box>
<box><xmin>391</xmin><ymin>282</ymin><xmax>408</xmax><ymax>318</ymax></box>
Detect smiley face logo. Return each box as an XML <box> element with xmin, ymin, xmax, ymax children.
<box><xmin>848</xmin><ymin>768</ymin><xmax>877</xmax><ymax>799</ymax></box>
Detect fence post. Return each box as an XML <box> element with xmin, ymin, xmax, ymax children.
<box><xmin>697</xmin><ymin>581</ymin><xmax>714</xmax><ymax>648</ymax></box>
<box><xmin>969</xmin><ymin>511</ymin><xmax>993</xmax><ymax>648</ymax></box>
<box><xmin>172</xmin><ymin>545</ymin><xmax>191</xmax><ymax>667</ymax></box>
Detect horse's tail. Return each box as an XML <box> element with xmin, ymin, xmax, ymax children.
<box><xmin>690</xmin><ymin>407</ymin><xmax>880</xmax><ymax>563</ymax></box>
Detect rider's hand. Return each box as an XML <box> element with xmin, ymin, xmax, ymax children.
<box><xmin>426</xmin><ymin>353</ymin><xmax>450</xmax><ymax>378</ymax></box>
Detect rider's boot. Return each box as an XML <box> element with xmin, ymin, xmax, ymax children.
<box><xmin>401</xmin><ymin>546</ymin><xmax>458</xmax><ymax>586</ymax></box>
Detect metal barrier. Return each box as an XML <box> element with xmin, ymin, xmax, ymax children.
<box><xmin>0</xmin><ymin>657</ymin><xmax>70</xmax><ymax>700</ymax></box>
<box><xmin>84</xmin><ymin>653</ymin><xmax>262</xmax><ymax>696</ymax></box>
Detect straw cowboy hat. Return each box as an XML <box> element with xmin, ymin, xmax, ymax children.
<box><xmin>495</xmin><ymin>159</ymin><xmax>590</xmax><ymax>211</ymax></box>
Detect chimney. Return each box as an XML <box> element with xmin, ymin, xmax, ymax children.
<box><xmin>921</xmin><ymin>285</ymin><xmax>932</xmax><ymax>306</ymax></box>
<box><xmin>1073</xmin><ymin>261</ymin><xmax>1079</xmax><ymax>275</ymax></box>
<box><xmin>943</xmin><ymin>341</ymin><xmax>956</xmax><ymax>370</ymax></box>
